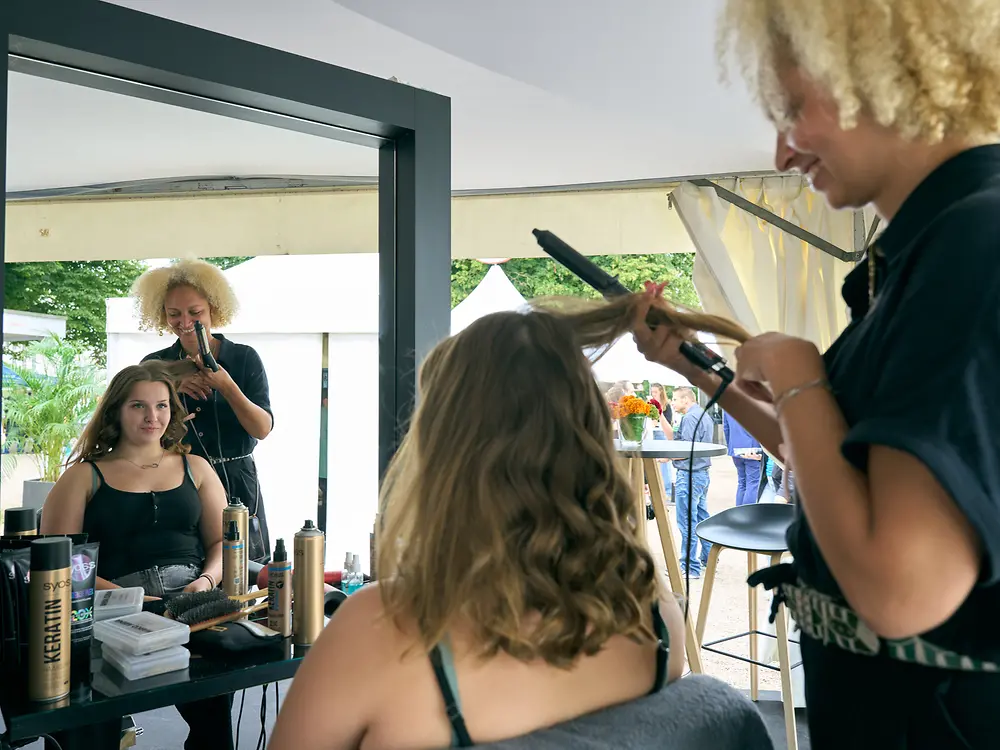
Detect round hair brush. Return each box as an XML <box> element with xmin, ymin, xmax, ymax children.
<box><xmin>166</xmin><ymin>589</ymin><xmax>267</xmax><ymax>632</ymax></box>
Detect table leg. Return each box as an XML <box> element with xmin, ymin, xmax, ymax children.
<box><xmin>645</xmin><ymin>458</ymin><xmax>703</xmax><ymax>674</ymax></box>
<box><xmin>629</xmin><ymin>458</ymin><xmax>647</xmax><ymax>545</ymax></box>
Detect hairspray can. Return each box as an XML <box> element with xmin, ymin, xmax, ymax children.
<box><xmin>28</xmin><ymin>537</ymin><xmax>71</xmax><ymax>702</ymax></box>
<box><xmin>4</xmin><ymin>507</ymin><xmax>38</xmax><ymax>538</ymax></box>
<box><xmin>222</xmin><ymin>497</ymin><xmax>248</xmax><ymax>595</ymax></box>
<box><xmin>267</xmin><ymin>539</ymin><xmax>292</xmax><ymax>637</ymax></box>
<box><xmin>222</xmin><ymin>521</ymin><xmax>244</xmax><ymax>597</ymax></box>
<box><xmin>293</xmin><ymin>520</ymin><xmax>325</xmax><ymax>646</ymax></box>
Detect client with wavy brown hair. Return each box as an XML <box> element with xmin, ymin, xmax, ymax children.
<box><xmin>41</xmin><ymin>360</ymin><xmax>234</xmax><ymax>750</ymax></box>
<box><xmin>270</xmin><ymin>308</ymin><xmax>770</xmax><ymax>750</ymax></box>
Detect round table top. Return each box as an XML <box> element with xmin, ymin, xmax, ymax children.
<box><xmin>614</xmin><ymin>439</ymin><xmax>728</xmax><ymax>459</ymax></box>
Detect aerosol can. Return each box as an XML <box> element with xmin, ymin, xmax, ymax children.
<box><xmin>222</xmin><ymin>497</ymin><xmax>248</xmax><ymax>596</ymax></box>
<box><xmin>293</xmin><ymin>520</ymin><xmax>325</xmax><ymax>646</ymax></box>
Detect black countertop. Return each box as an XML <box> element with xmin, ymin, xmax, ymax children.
<box><xmin>1</xmin><ymin>637</ymin><xmax>307</xmax><ymax>742</ymax></box>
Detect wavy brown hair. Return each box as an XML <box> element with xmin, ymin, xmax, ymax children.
<box><xmin>377</xmin><ymin>294</ymin><xmax>748</xmax><ymax>668</ymax></box>
<box><xmin>70</xmin><ymin>360</ymin><xmax>196</xmax><ymax>463</ymax></box>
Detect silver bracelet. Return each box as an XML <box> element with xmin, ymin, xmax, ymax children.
<box><xmin>774</xmin><ymin>378</ymin><xmax>830</xmax><ymax>416</ymax></box>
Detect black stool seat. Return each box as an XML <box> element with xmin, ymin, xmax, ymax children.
<box><xmin>696</xmin><ymin>503</ymin><xmax>796</xmax><ymax>553</ymax></box>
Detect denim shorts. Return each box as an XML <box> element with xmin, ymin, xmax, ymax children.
<box><xmin>111</xmin><ymin>564</ymin><xmax>201</xmax><ymax>597</ymax></box>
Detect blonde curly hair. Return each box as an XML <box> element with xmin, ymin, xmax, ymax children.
<box><xmin>718</xmin><ymin>0</ymin><xmax>1000</xmax><ymax>143</ymax></box>
<box><xmin>131</xmin><ymin>259</ymin><xmax>239</xmax><ymax>332</ymax></box>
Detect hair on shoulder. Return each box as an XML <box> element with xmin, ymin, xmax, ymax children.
<box><xmin>131</xmin><ymin>259</ymin><xmax>240</xmax><ymax>332</ymax></box>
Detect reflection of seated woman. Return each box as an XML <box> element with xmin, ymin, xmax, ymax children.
<box><xmin>41</xmin><ymin>361</ymin><xmax>233</xmax><ymax>750</ymax></box>
<box><xmin>270</xmin><ymin>310</ymin><xmax>771</xmax><ymax>750</ymax></box>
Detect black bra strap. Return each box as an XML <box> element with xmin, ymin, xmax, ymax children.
<box><xmin>87</xmin><ymin>461</ymin><xmax>105</xmax><ymax>497</ymax></box>
<box><xmin>650</xmin><ymin>602</ymin><xmax>670</xmax><ymax>694</ymax></box>
<box><xmin>429</xmin><ymin>645</ymin><xmax>474</xmax><ymax>747</ymax></box>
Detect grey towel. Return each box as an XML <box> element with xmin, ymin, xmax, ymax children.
<box><xmin>476</xmin><ymin>675</ymin><xmax>775</xmax><ymax>749</ymax></box>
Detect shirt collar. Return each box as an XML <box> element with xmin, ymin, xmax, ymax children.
<box><xmin>877</xmin><ymin>144</ymin><xmax>1000</xmax><ymax>265</ymax></box>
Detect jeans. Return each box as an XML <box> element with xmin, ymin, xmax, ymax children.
<box><xmin>732</xmin><ymin>456</ymin><xmax>762</xmax><ymax>507</ymax></box>
<box><xmin>111</xmin><ymin>565</ymin><xmax>235</xmax><ymax>750</ymax></box>
<box><xmin>675</xmin><ymin>468</ymin><xmax>711</xmax><ymax>574</ymax></box>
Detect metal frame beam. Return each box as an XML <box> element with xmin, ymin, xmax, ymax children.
<box><xmin>3</xmin><ymin>0</ymin><xmax>451</xmax><ymax>488</ymax></box>
<box><xmin>690</xmin><ymin>178</ymin><xmax>863</xmax><ymax>263</ymax></box>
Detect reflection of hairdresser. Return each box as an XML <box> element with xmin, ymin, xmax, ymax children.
<box><xmin>41</xmin><ymin>362</ymin><xmax>233</xmax><ymax>750</ymax></box>
<box><xmin>132</xmin><ymin>260</ymin><xmax>274</xmax><ymax>562</ymax></box>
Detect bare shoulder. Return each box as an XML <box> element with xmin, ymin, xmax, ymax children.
<box><xmin>184</xmin><ymin>453</ymin><xmax>213</xmax><ymax>476</ymax></box>
<box><xmin>56</xmin><ymin>461</ymin><xmax>96</xmax><ymax>492</ymax></box>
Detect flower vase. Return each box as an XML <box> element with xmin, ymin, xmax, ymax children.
<box><xmin>618</xmin><ymin>414</ymin><xmax>648</xmax><ymax>449</ymax></box>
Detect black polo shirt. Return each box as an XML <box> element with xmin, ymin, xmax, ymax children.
<box><xmin>789</xmin><ymin>144</ymin><xmax>1000</xmax><ymax>657</ymax></box>
<box><xmin>142</xmin><ymin>334</ymin><xmax>273</xmax><ymax>460</ymax></box>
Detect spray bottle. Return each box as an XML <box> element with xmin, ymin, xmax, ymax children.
<box><xmin>222</xmin><ymin>521</ymin><xmax>244</xmax><ymax>597</ymax></box>
<box><xmin>293</xmin><ymin>520</ymin><xmax>325</xmax><ymax>646</ymax></box>
<box><xmin>28</xmin><ymin>537</ymin><xmax>71</xmax><ymax>702</ymax></box>
<box><xmin>267</xmin><ymin>539</ymin><xmax>292</xmax><ymax>637</ymax></box>
<box><xmin>222</xmin><ymin>498</ymin><xmax>248</xmax><ymax>595</ymax></box>
<box><xmin>3</xmin><ymin>507</ymin><xmax>38</xmax><ymax>538</ymax></box>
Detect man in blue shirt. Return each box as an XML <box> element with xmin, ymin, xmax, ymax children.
<box><xmin>723</xmin><ymin>411</ymin><xmax>763</xmax><ymax>507</ymax></box>
<box><xmin>671</xmin><ymin>387</ymin><xmax>713</xmax><ymax>577</ymax></box>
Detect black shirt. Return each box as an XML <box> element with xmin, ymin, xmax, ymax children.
<box><xmin>82</xmin><ymin>457</ymin><xmax>204</xmax><ymax>581</ymax></box>
<box><xmin>788</xmin><ymin>144</ymin><xmax>1000</xmax><ymax>659</ymax></box>
<box><xmin>142</xmin><ymin>334</ymin><xmax>273</xmax><ymax>461</ymax></box>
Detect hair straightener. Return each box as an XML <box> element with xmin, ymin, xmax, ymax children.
<box><xmin>193</xmin><ymin>321</ymin><xmax>220</xmax><ymax>372</ymax></box>
<box><xmin>532</xmin><ymin>229</ymin><xmax>734</xmax><ymax>383</ymax></box>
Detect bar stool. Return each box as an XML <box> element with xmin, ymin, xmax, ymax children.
<box><xmin>695</xmin><ymin>503</ymin><xmax>800</xmax><ymax>750</ymax></box>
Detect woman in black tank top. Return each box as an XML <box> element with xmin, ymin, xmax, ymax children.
<box><xmin>41</xmin><ymin>361</ymin><xmax>233</xmax><ymax>749</ymax></box>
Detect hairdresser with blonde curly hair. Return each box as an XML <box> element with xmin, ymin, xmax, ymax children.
<box><xmin>132</xmin><ymin>259</ymin><xmax>274</xmax><ymax>562</ymax></box>
<box><xmin>632</xmin><ymin>1</ymin><xmax>1000</xmax><ymax>746</ymax></box>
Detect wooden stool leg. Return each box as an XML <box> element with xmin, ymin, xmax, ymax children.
<box><xmin>771</xmin><ymin>552</ymin><xmax>798</xmax><ymax>750</ymax></box>
<box><xmin>646</xmin><ymin>458</ymin><xmax>702</xmax><ymax>674</ymax></box>
<box><xmin>696</xmin><ymin>545</ymin><xmax>722</xmax><ymax>644</ymax></box>
<box><xmin>630</xmin><ymin>458</ymin><xmax>647</xmax><ymax>545</ymax></box>
<box><xmin>747</xmin><ymin>551</ymin><xmax>759</xmax><ymax>701</ymax></box>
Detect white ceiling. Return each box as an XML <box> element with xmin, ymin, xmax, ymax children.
<box><xmin>6</xmin><ymin>0</ymin><xmax>775</xmax><ymax>192</ymax></box>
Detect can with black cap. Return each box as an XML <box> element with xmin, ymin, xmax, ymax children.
<box><xmin>28</xmin><ymin>537</ymin><xmax>72</xmax><ymax>702</ymax></box>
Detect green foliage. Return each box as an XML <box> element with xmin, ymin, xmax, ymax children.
<box><xmin>4</xmin><ymin>259</ymin><xmax>148</xmax><ymax>365</ymax></box>
<box><xmin>451</xmin><ymin>253</ymin><xmax>699</xmax><ymax>309</ymax></box>
<box><xmin>2</xmin><ymin>336</ymin><xmax>104</xmax><ymax>482</ymax></box>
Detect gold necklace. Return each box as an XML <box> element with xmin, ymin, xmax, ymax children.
<box><xmin>123</xmin><ymin>450</ymin><xmax>165</xmax><ymax>470</ymax></box>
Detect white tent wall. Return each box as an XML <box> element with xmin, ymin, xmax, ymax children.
<box><xmin>5</xmin><ymin>187</ymin><xmax>696</xmax><ymax>263</ymax></box>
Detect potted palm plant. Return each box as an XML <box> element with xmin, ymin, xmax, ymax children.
<box><xmin>2</xmin><ymin>335</ymin><xmax>103</xmax><ymax>509</ymax></box>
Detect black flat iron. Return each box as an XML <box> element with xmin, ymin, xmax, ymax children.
<box><xmin>193</xmin><ymin>321</ymin><xmax>219</xmax><ymax>372</ymax></box>
<box><xmin>532</xmin><ymin>229</ymin><xmax>734</xmax><ymax>383</ymax></box>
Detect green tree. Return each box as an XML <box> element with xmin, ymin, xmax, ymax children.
<box><xmin>451</xmin><ymin>253</ymin><xmax>699</xmax><ymax>309</ymax></box>
<box><xmin>4</xmin><ymin>260</ymin><xmax>148</xmax><ymax>365</ymax></box>
<box><xmin>4</xmin><ymin>256</ymin><xmax>253</xmax><ymax>365</ymax></box>
<box><xmin>2</xmin><ymin>336</ymin><xmax>104</xmax><ymax>481</ymax></box>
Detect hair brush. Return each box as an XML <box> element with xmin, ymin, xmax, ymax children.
<box><xmin>165</xmin><ymin>589</ymin><xmax>267</xmax><ymax>633</ymax></box>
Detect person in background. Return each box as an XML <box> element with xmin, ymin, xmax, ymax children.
<box><xmin>670</xmin><ymin>387</ymin><xmax>713</xmax><ymax>577</ymax></box>
<box><xmin>723</xmin><ymin>411</ymin><xmax>762</xmax><ymax>506</ymax></box>
<box><xmin>649</xmin><ymin>383</ymin><xmax>675</xmax><ymax>499</ymax></box>
<box><xmin>131</xmin><ymin>259</ymin><xmax>274</xmax><ymax>563</ymax></box>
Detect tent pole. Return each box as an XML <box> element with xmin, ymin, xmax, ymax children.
<box><xmin>689</xmin><ymin>179</ymin><xmax>863</xmax><ymax>262</ymax></box>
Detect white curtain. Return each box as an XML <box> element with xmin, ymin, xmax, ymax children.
<box><xmin>672</xmin><ymin>176</ymin><xmax>866</xmax><ymax>709</ymax></box>
<box><xmin>671</xmin><ymin>176</ymin><xmax>857</xmax><ymax>353</ymax></box>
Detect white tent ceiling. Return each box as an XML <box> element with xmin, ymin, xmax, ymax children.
<box><xmin>7</xmin><ymin>0</ymin><xmax>774</xmax><ymax>193</ymax></box>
